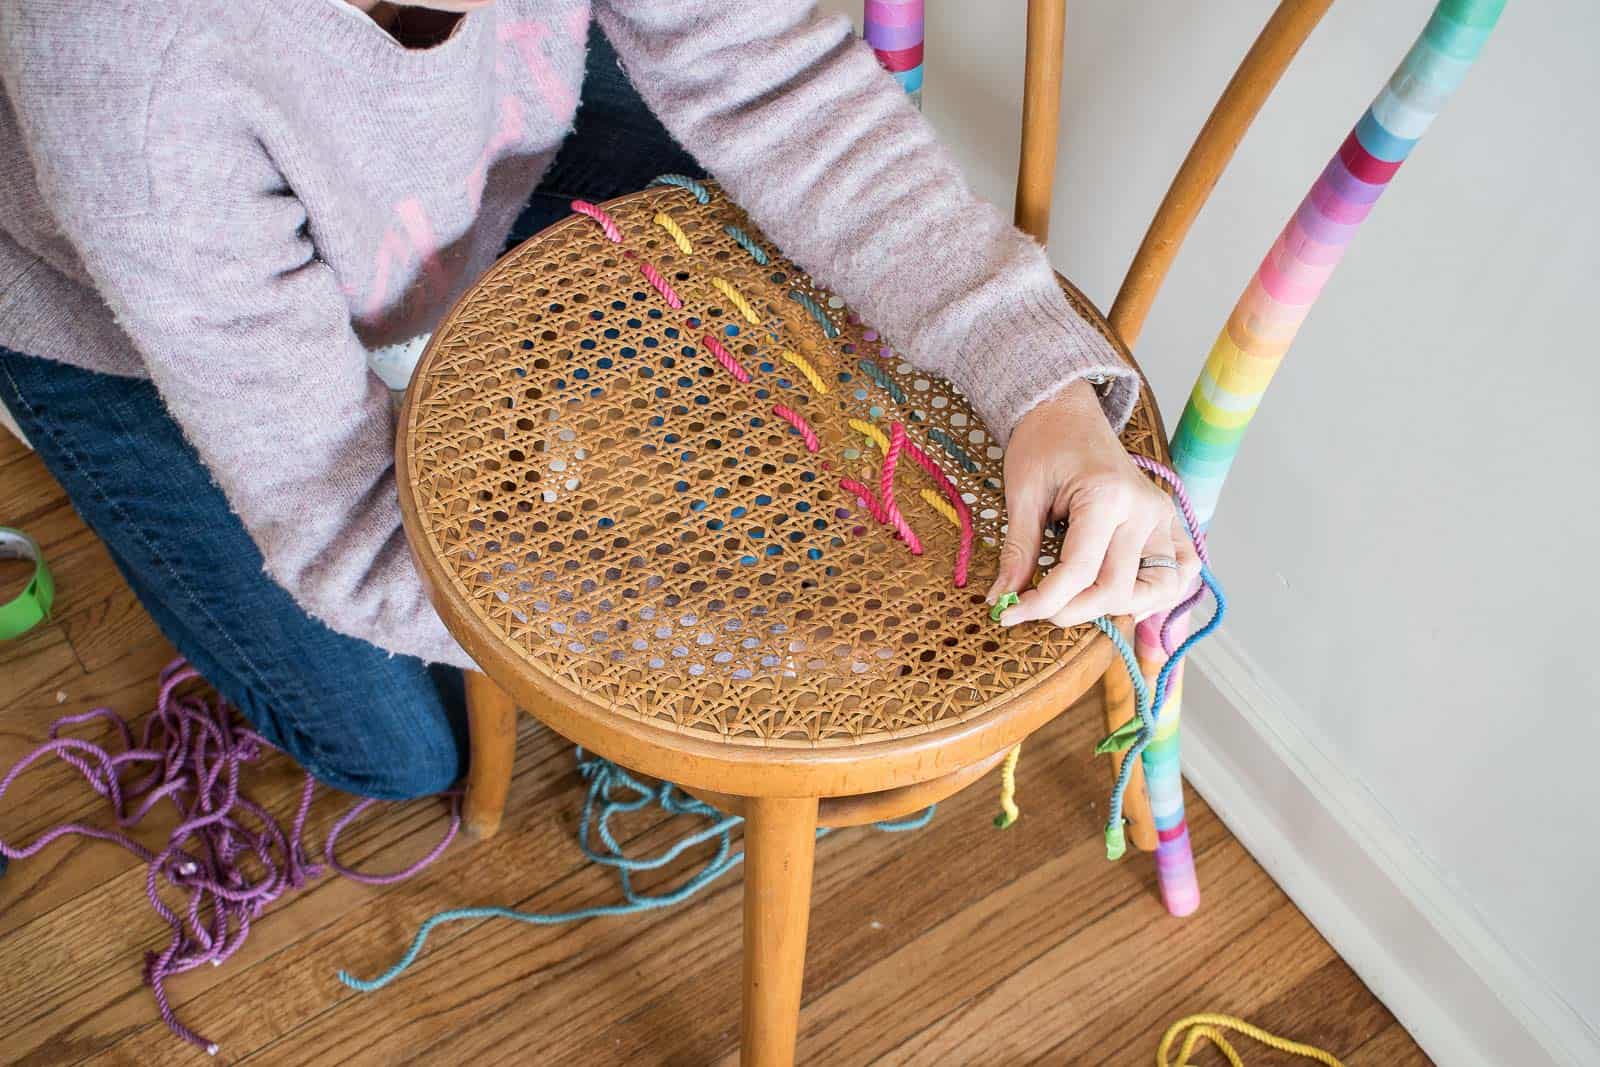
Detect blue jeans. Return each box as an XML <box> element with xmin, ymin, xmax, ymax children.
<box><xmin>0</xmin><ymin>26</ymin><xmax>702</xmax><ymax>800</ymax></box>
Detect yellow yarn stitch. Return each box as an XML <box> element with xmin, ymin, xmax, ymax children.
<box><xmin>919</xmin><ymin>488</ymin><xmax>959</xmax><ymax>527</ymax></box>
<box><xmin>780</xmin><ymin>349</ymin><xmax>828</xmax><ymax>394</ymax></box>
<box><xmin>848</xmin><ymin>418</ymin><xmax>889</xmax><ymax>455</ymax></box>
<box><xmin>710</xmin><ymin>277</ymin><xmax>763</xmax><ymax>325</ymax></box>
<box><xmin>1158</xmin><ymin>1014</ymin><xmax>1344</xmax><ymax>1067</ymax></box>
<box><xmin>993</xmin><ymin>744</ymin><xmax>1021</xmax><ymax>828</ymax></box>
<box><xmin>652</xmin><ymin>212</ymin><xmax>693</xmax><ymax>254</ymax></box>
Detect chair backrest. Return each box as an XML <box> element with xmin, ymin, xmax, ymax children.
<box><xmin>1008</xmin><ymin>0</ymin><xmax>1335</xmax><ymax>345</ymax></box>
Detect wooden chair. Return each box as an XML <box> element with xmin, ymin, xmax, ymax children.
<box><xmin>397</xmin><ymin>3</ymin><xmax>1332</xmax><ymax>1063</ymax></box>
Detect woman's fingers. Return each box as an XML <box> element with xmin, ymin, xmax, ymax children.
<box><xmin>1128</xmin><ymin>520</ymin><xmax>1192</xmax><ymax>620</ymax></box>
<box><xmin>1045</xmin><ymin>520</ymin><xmax>1150</xmax><ymax>628</ymax></box>
<box><xmin>1001</xmin><ymin>504</ymin><xmax>1202</xmax><ymax>629</ymax></box>
<box><xmin>999</xmin><ymin>493</ymin><xmax>1120</xmax><ymax>625</ymax></box>
<box><xmin>988</xmin><ymin>484</ymin><xmax>1047</xmax><ymax>605</ymax></box>
<box><xmin>1173</xmin><ymin>515</ymin><xmax>1202</xmax><ymax>586</ymax></box>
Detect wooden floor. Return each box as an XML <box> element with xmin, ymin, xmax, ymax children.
<box><xmin>0</xmin><ymin>429</ymin><xmax>1428</xmax><ymax>1066</ymax></box>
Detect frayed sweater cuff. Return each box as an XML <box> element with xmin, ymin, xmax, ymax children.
<box><xmin>945</xmin><ymin>278</ymin><xmax>1139</xmax><ymax>447</ymax></box>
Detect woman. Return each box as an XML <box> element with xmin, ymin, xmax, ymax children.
<box><xmin>0</xmin><ymin>0</ymin><xmax>1196</xmax><ymax>798</ymax></box>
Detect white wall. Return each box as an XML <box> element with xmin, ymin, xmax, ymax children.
<box><xmin>826</xmin><ymin>0</ymin><xmax>1600</xmax><ymax>1056</ymax></box>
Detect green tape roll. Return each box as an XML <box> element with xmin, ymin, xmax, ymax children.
<box><xmin>0</xmin><ymin>528</ymin><xmax>54</xmax><ymax>640</ymax></box>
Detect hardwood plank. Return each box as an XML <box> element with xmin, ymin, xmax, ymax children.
<box><xmin>0</xmin><ymin>424</ymin><xmax>33</xmax><ymax>467</ymax></box>
<box><xmin>0</xmin><ymin>622</ymin><xmax>77</xmax><ymax>702</ymax></box>
<box><xmin>58</xmin><ymin>589</ymin><xmax>168</xmax><ymax>674</ymax></box>
<box><xmin>0</xmin><ymin>446</ymin><xmax>1426</xmax><ymax>1067</ymax></box>
<box><xmin>52</xmin><ymin>727</ymin><xmax>591</xmax><ymax>1067</ymax></box>
<box><xmin>0</xmin><ymin>636</ymin><xmax>177</xmax><ymax>861</ymax></box>
<box><xmin>38</xmin><ymin>535</ymin><xmax>140</xmax><ymax>633</ymax></box>
<box><xmin>1220</xmin><ymin>957</ymin><xmax>1402</xmax><ymax>1065</ymax></box>
<box><xmin>0</xmin><ymin>451</ymin><xmax>64</xmax><ymax>520</ymax></box>
<box><xmin>834</xmin><ymin>837</ymin><xmax>1287</xmax><ymax>1066</ymax></box>
<box><xmin>252</xmin><ymin>697</ymin><xmax>1116</xmax><ymax>1067</ymax></box>
<box><xmin>1348</xmin><ymin>1021</ymin><xmax>1435</xmax><ymax>1066</ymax></box>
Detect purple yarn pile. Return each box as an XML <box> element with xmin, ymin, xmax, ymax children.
<box><xmin>0</xmin><ymin>658</ymin><xmax>459</xmax><ymax>1054</ymax></box>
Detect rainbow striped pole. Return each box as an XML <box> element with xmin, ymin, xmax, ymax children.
<box><xmin>1141</xmin><ymin>0</ymin><xmax>1507</xmax><ymax>917</ymax></box>
<box><xmin>865</xmin><ymin>0</ymin><xmax>924</xmax><ymax>108</ymax></box>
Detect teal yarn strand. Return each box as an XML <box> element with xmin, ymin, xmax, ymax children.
<box><xmin>649</xmin><ymin>173</ymin><xmax>710</xmax><ymax>204</ymax></box>
<box><xmin>788</xmin><ymin>290</ymin><xmax>840</xmax><ymax>337</ymax></box>
<box><xmin>856</xmin><ymin>359</ymin><xmax>909</xmax><ymax>405</ymax></box>
<box><xmin>1094</xmin><ymin>564</ymin><xmax>1226</xmax><ymax>859</ymax></box>
<box><xmin>339</xmin><ymin>749</ymin><xmax>934</xmax><ymax>992</ymax></box>
<box><xmin>723</xmin><ymin>224</ymin><xmax>770</xmax><ymax>265</ymax></box>
<box><xmin>868</xmin><ymin>805</ymin><xmax>937</xmax><ymax>833</ymax></box>
<box><xmin>926</xmin><ymin>427</ymin><xmax>980</xmax><ymax>474</ymax></box>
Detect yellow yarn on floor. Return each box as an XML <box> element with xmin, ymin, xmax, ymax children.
<box><xmin>993</xmin><ymin>743</ymin><xmax>1021</xmax><ymax>828</ymax></box>
<box><xmin>652</xmin><ymin>212</ymin><xmax>693</xmax><ymax>254</ymax></box>
<box><xmin>1158</xmin><ymin>1014</ymin><xmax>1344</xmax><ymax>1067</ymax></box>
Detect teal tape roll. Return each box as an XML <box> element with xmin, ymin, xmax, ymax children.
<box><xmin>0</xmin><ymin>528</ymin><xmax>53</xmax><ymax>640</ymax></box>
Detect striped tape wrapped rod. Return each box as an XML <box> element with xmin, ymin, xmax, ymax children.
<box><xmin>1140</xmin><ymin>0</ymin><xmax>1506</xmax><ymax>917</ymax></box>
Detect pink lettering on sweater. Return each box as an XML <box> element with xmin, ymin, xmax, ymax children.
<box><xmin>562</xmin><ymin>5</ymin><xmax>591</xmax><ymax>43</ymax></box>
<box><xmin>467</xmin><ymin>94</ymin><xmax>527</xmax><ymax>213</ymax></box>
<box><xmin>498</xmin><ymin>19</ymin><xmax>579</xmax><ymax>125</ymax></box>
<box><xmin>363</xmin><ymin>197</ymin><xmax>445</xmax><ymax>322</ymax></box>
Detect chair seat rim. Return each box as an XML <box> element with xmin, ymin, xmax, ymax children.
<box><xmin>396</xmin><ymin>205</ymin><xmax>1170</xmax><ymax>795</ymax></box>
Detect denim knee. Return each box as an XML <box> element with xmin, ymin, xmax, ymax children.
<box><xmin>225</xmin><ymin>665</ymin><xmax>468</xmax><ymax>802</ymax></box>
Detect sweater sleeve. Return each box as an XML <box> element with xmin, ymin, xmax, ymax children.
<box><xmin>57</xmin><ymin>195</ymin><xmax>475</xmax><ymax>670</ymax></box>
<box><xmin>593</xmin><ymin>0</ymin><xmax>1138</xmax><ymax>443</ymax></box>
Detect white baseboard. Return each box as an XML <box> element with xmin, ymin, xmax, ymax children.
<box><xmin>1181</xmin><ymin>632</ymin><xmax>1597</xmax><ymax>1067</ymax></box>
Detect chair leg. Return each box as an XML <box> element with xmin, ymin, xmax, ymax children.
<box><xmin>740</xmin><ymin>795</ymin><xmax>819</xmax><ymax>1067</ymax></box>
<box><xmin>462</xmin><ymin>671</ymin><xmax>518</xmax><ymax>840</ymax></box>
<box><xmin>1102</xmin><ymin>660</ymin><xmax>1159</xmax><ymax>852</ymax></box>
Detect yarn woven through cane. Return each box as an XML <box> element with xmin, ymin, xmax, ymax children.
<box><xmin>401</xmin><ymin>182</ymin><xmax>1166</xmax><ymax>746</ymax></box>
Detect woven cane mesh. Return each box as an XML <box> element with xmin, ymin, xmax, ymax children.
<box><xmin>401</xmin><ymin>183</ymin><xmax>1165</xmax><ymax>748</ymax></box>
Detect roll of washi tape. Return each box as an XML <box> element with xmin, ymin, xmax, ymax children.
<box><xmin>865</xmin><ymin>0</ymin><xmax>924</xmax><ymax>107</ymax></box>
<box><xmin>0</xmin><ymin>528</ymin><xmax>54</xmax><ymax>640</ymax></box>
<box><xmin>872</xmin><ymin>43</ymin><xmax>924</xmax><ymax>72</ymax></box>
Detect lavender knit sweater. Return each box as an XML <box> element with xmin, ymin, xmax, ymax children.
<box><xmin>0</xmin><ymin>0</ymin><xmax>1135</xmax><ymax>669</ymax></box>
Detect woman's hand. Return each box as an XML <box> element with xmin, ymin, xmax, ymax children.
<box><xmin>988</xmin><ymin>380</ymin><xmax>1199</xmax><ymax>627</ymax></box>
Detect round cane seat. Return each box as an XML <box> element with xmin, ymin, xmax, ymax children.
<box><xmin>397</xmin><ymin>182</ymin><xmax>1168</xmax><ymax>796</ymax></box>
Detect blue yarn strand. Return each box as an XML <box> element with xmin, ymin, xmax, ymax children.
<box><xmin>789</xmin><ymin>290</ymin><xmax>839</xmax><ymax>338</ymax></box>
<box><xmin>339</xmin><ymin>749</ymin><xmax>935</xmax><ymax>993</ymax></box>
<box><xmin>649</xmin><ymin>173</ymin><xmax>710</xmax><ymax>204</ymax></box>
<box><xmin>723</xmin><ymin>224</ymin><xmax>770</xmax><ymax>265</ymax></box>
<box><xmin>857</xmin><ymin>359</ymin><xmax>908</xmax><ymax>405</ymax></box>
<box><xmin>926</xmin><ymin>427</ymin><xmax>980</xmax><ymax>473</ymax></box>
<box><xmin>870</xmin><ymin>805</ymin><xmax>937</xmax><ymax>833</ymax></box>
<box><xmin>1095</xmin><ymin>564</ymin><xmax>1226</xmax><ymax>852</ymax></box>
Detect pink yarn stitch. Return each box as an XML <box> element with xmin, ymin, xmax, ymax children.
<box><xmin>570</xmin><ymin>199</ymin><xmax>622</xmax><ymax>242</ymax></box>
<box><xmin>702</xmin><ymin>333</ymin><xmax>751</xmax><ymax>383</ymax></box>
<box><xmin>630</xmin><ymin>254</ymin><xmax>683</xmax><ymax>308</ymax></box>
<box><xmin>900</xmin><ymin>435</ymin><xmax>974</xmax><ymax>587</ymax></box>
<box><xmin>1130</xmin><ymin>454</ymin><xmax>1210</xmax><ymax>568</ymax></box>
<box><xmin>0</xmin><ymin>659</ymin><xmax>460</xmax><ymax>1054</ymax></box>
<box><xmin>1129</xmin><ymin>454</ymin><xmax>1214</xmax><ymax>653</ymax></box>
<box><xmin>876</xmin><ymin>423</ymin><xmax>923</xmax><ymax>555</ymax></box>
<box><xmin>771</xmin><ymin>403</ymin><xmax>820</xmax><ymax>452</ymax></box>
<box><xmin>839</xmin><ymin>477</ymin><xmax>889</xmax><ymax>523</ymax></box>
